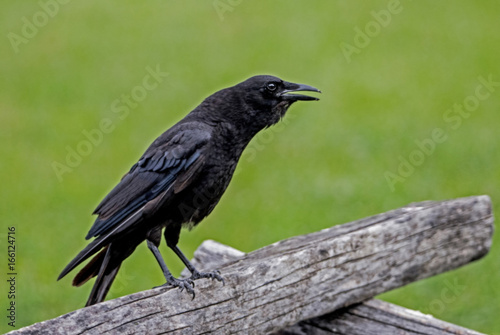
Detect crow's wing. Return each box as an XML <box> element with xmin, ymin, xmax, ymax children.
<box><xmin>87</xmin><ymin>128</ymin><xmax>211</xmax><ymax>239</ymax></box>
<box><xmin>58</xmin><ymin>127</ymin><xmax>211</xmax><ymax>281</ymax></box>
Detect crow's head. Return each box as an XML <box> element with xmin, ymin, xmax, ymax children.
<box><xmin>236</xmin><ymin>75</ymin><xmax>321</xmax><ymax>128</ymax></box>
<box><xmin>200</xmin><ymin>75</ymin><xmax>320</xmax><ymax>135</ymax></box>
<box><xmin>198</xmin><ymin>75</ymin><xmax>320</xmax><ymax>138</ymax></box>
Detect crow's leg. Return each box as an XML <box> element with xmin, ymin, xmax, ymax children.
<box><xmin>146</xmin><ymin>228</ymin><xmax>195</xmax><ymax>297</ymax></box>
<box><xmin>146</xmin><ymin>240</ymin><xmax>195</xmax><ymax>297</ymax></box>
<box><xmin>163</xmin><ymin>226</ymin><xmax>224</xmax><ymax>287</ymax></box>
<box><xmin>170</xmin><ymin>244</ymin><xmax>224</xmax><ymax>285</ymax></box>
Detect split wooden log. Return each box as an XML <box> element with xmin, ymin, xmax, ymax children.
<box><xmin>8</xmin><ymin>195</ymin><xmax>493</xmax><ymax>335</ymax></box>
<box><xmin>275</xmin><ymin>299</ymin><xmax>485</xmax><ymax>335</ymax></box>
<box><xmin>186</xmin><ymin>240</ymin><xmax>485</xmax><ymax>335</ymax></box>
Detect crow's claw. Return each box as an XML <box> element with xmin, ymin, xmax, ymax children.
<box><xmin>155</xmin><ymin>277</ymin><xmax>196</xmax><ymax>299</ymax></box>
<box><xmin>153</xmin><ymin>270</ymin><xmax>223</xmax><ymax>300</ymax></box>
<box><xmin>190</xmin><ymin>270</ymin><xmax>225</xmax><ymax>286</ymax></box>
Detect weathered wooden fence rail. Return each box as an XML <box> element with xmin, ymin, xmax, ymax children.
<box><xmin>190</xmin><ymin>240</ymin><xmax>486</xmax><ymax>335</ymax></box>
<box><xmin>8</xmin><ymin>195</ymin><xmax>493</xmax><ymax>334</ymax></box>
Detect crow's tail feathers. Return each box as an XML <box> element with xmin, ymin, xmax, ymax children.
<box><xmin>72</xmin><ymin>245</ymin><xmax>122</xmax><ymax>307</ymax></box>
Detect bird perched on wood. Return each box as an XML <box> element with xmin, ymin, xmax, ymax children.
<box><xmin>58</xmin><ymin>75</ymin><xmax>320</xmax><ymax>306</ymax></box>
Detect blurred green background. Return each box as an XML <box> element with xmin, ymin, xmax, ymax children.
<box><xmin>1</xmin><ymin>1</ymin><xmax>499</xmax><ymax>333</ymax></box>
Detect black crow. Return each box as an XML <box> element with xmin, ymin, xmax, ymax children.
<box><xmin>58</xmin><ymin>75</ymin><xmax>320</xmax><ymax>306</ymax></box>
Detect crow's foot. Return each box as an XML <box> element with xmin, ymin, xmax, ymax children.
<box><xmin>190</xmin><ymin>270</ymin><xmax>225</xmax><ymax>286</ymax></box>
<box><xmin>154</xmin><ymin>270</ymin><xmax>224</xmax><ymax>300</ymax></box>
<box><xmin>155</xmin><ymin>277</ymin><xmax>195</xmax><ymax>299</ymax></box>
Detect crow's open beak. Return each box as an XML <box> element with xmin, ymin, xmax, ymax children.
<box><xmin>280</xmin><ymin>82</ymin><xmax>321</xmax><ymax>101</ymax></box>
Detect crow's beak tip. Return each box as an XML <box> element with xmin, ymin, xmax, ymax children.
<box><xmin>280</xmin><ymin>82</ymin><xmax>321</xmax><ymax>101</ymax></box>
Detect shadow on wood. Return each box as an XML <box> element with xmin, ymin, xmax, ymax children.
<box><xmin>8</xmin><ymin>195</ymin><xmax>493</xmax><ymax>334</ymax></box>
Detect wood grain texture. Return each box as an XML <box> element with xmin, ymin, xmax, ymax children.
<box><xmin>184</xmin><ymin>240</ymin><xmax>486</xmax><ymax>335</ymax></box>
<box><xmin>8</xmin><ymin>196</ymin><xmax>493</xmax><ymax>335</ymax></box>
<box><xmin>275</xmin><ymin>299</ymin><xmax>485</xmax><ymax>335</ymax></box>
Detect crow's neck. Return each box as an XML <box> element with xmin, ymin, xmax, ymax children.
<box><xmin>188</xmin><ymin>96</ymin><xmax>267</xmax><ymax>145</ymax></box>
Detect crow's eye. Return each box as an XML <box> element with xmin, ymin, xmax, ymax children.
<box><xmin>266</xmin><ymin>83</ymin><xmax>277</xmax><ymax>92</ymax></box>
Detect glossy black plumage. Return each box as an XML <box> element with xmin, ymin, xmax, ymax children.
<box><xmin>58</xmin><ymin>75</ymin><xmax>320</xmax><ymax>306</ymax></box>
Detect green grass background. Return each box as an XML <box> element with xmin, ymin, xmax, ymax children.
<box><xmin>1</xmin><ymin>1</ymin><xmax>499</xmax><ymax>333</ymax></box>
